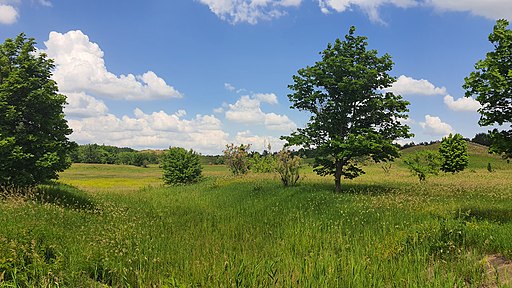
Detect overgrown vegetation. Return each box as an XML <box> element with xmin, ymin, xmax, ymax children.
<box><xmin>223</xmin><ymin>143</ymin><xmax>251</xmax><ymax>176</ymax></box>
<box><xmin>403</xmin><ymin>150</ymin><xmax>442</xmax><ymax>182</ymax></box>
<box><xmin>275</xmin><ymin>149</ymin><xmax>301</xmax><ymax>186</ymax></box>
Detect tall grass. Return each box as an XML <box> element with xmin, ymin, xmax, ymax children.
<box><xmin>0</xmin><ymin>151</ymin><xmax>511</xmax><ymax>287</ymax></box>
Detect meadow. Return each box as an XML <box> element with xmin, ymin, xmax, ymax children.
<box><xmin>1</xmin><ymin>143</ymin><xmax>512</xmax><ymax>287</ymax></box>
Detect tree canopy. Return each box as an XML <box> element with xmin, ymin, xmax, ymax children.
<box><xmin>464</xmin><ymin>19</ymin><xmax>512</xmax><ymax>159</ymax></box>
<box><xmin>439</xmin><ymin>133</ymin><xmax>469</xmax><ymax>173</ymax></box>
<box><xmin>282</xmin><ymin>26</ymin><xmax>412</xmax><ymax>192</ymax></box>
<box><xmin>0</xmin><ymin>33</ymin><xmax>74</xmax><ymax>192</ymax></box>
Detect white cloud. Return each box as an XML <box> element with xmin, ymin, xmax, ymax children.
<box><xmin>198</xmin><ymin>0</ymin><xmax>302</xmax><ymax>24</ymax></box>
<box><xmin>68</xmin><ymin>108</ymin><xmax>229</xmax><ymax>154</ymax></box>
<box><xmin>425</xmin><ymin>0</ymin><xmax>512</xmax><ymax>21</ymax></box>
<box><xmin>384</xmin><ymin>75</ymin><xmax>446</xmax><ymax>96</ymax></box>
<box><xmin>43</xmin><ymin>30</ymin><xmax>182</xmax><ymax>101</ymax></box>
<box><xmin>318</xmin><ymin>0</ymin><xmax>417</xmax><ymax>23</ymax></box>
<box><xmin>443</xmin><ymin>95</ymin><xmax>482</xmax><ymax>112</ymax></box>
<box><xmin>0</xmin><ymin>4</ymin><xmax>17</xmax><ymax>24</ymax></box>
<box><xmin>235</xmin><ymin>130</ymin><xmax>286</xmax><ymax>151</ymax></box>
<box><xmin>419</xmin><ymin>115</ymin><xmax>454</xmax><ymax>136</ymax></box>
<box><xmin>225</xmin><ymin>94</ymin><xmax>296</xmax><ymax>131</ymax></box>
<box><xmin>37</xmin><ymin>0</ymin><xmax>52</xmax><ymax>7</ymax></box>
<box><xmin>64</xmin><ymin>92</ymin><xmax>108</xmax><ymax>118</ymax></box>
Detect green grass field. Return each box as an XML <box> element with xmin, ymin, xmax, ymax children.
<box><xmin>1</xmin><ymin>144</ymin><xmax>512</xmax><ymax>287</ymax></box>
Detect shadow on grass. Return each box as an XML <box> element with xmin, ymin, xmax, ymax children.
<box><xmin>34</xmin><ymin>182</ymin><xmax>97</xmax><ymax>211</ymax></box>
<box><xmin>459</xmin><ymin>207</ymin><xmax>512</xmax><ymax>224</ymax></box>
<box><xmin>298</xmin><ymin>182</ymin><xmax>397</xmax><ymax>196</ymax></box>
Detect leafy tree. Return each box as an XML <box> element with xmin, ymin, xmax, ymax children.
<box><xmin>403</xmin><ymin>151</ymin><xmax>442</xmax><ymax>182</ymax></box>
<box><xmin>223</xmin><ymin>143</ymin><xmax>251</xmax><ymax>176</ymax></box>
<box><xmin>439</xmin><ymin>133</ymin><xmax>469</xmax><ymax>173</ymax></box>
<box><xmin>282</xmin><ymin>26</ymin><xmax>412</xmax><ymax>192</ymax></box>
<box><xmin>161</xmin><ymin>147</ymin><xmax>202</xmax><ymax>185</ymax></box>
<box><xmin>464</xmin><ymin>19</ymin><xmax>512</xmax><ymax>159</ymax></box>
<box><xmin>0</xmin><ymin>33</ymin><xmax>74</xmax><ymax>193</ymax></box>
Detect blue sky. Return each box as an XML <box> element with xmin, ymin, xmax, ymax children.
<box><xmin>0</xmin><ymin>0</ymin><xmax>510</xmax><ymax>154</ymax></box>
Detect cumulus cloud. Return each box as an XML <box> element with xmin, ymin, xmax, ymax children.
<box><xmin>68</xmin><ymin>108</ymin><xmax>229</xmax><ymax>154</ymax></box>
<box><xmin>64</xmin><ymin>92</ymin><xmax>109</xmax><ymax>118</ymax></box>
<box><xmin>198</xmin><ymin>0</ymin><xmax>302</xmax><ymax>24</ymax></box>
<box><xmin>225</xmin><ymin>94</ymin><xmax>296</xmax><ymax>131</ymax></box>
<box><xmin>319</xmin><ymin>0</ymin><xmax>417</xmax><ymax>23</ymax></box>
<box><xmin>384</xmin><ymin>75</ymin><xmax>446</xmax><ymax>96</ymax></box>
<box><xmin>0</xmin><ymin>4</ymin><xmax>17</xmax><ymax>24</ymax></box>
<box><xmin>426</xmin><ymin>0</ymin><xmax>512</xmax><ymax>21</ymax></box>
<box><xmin>443</xmin><ymin>95</ymin><xmax>482</xmax><ymax>112</ymax></box>
<box><xmin>419</xmin><ymin>115</ymin><xmax>454</xmax><ymax>136</ymax></box>
<box><xmin>43</xmin><ymin>30</ymin><xmax>182</xmax><ymax>101</ymax></box>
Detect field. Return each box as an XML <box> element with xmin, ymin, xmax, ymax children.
<box><xmin>1</xmin><ymin>144</ymin><xmax>512</xmax><ymax>287</ymax></box>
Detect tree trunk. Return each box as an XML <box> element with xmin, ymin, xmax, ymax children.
<box><xmin>334</xmin><ymin>161</ymin><xmax>342</xmax><ymax>193</ymax></box>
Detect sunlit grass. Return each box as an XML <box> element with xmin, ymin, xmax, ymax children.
<box><xmin>0</xmin><ymin>149</ymin><xmax>511</xmax><ymax>287</ymax></box>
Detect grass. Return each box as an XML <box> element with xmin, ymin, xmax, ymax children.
<box><xmin>0</xmin><ymin>147</ymin><xmax>511</xmax><ymax>287</ymax></box>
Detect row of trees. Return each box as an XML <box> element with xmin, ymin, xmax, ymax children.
<box><xmin>1</xmin><ymin>20</ymin><xmax>511</xmax><ymax>193</ymax></box>
<box><xmin>70</xmin><ymin>144</ymin><xmax>159</xmax><ymax>167</ymax></box>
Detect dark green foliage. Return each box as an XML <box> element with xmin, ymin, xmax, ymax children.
<box><xmin>439</xmin><ymin>133</ymin><xmax>469</xmax><ymax>173</ymax></box>
<box><xmin>70</xmin><ymin>144</ymin><xmax>159</xmax><ymax>167</ymax></box>
<box><xmin>471</xmin><ymin>133</ymin><xmax>491</xmax><ymax>147</ymax></box>
<box><xmin>0</xmin><ymin>33</ymin><xmax>74</xmax><ymax>193</ymax></box>
<box><xmin>403</xmin><ymin>151</ymin><xmax>442</xmax><ymax>182</ymax></box>
<box><xmin>275</xmin><ymin>149</ymin><xmax>301</xmax><ymax>186</ymax></box>
<box><xmin>464</xmin><ymin>19</ymin><xmax>512</xmax><ymax>159</ymax></box>
<box><xmin>223</xmin><ymin>143</ymin><xmax>251</xmax><ymax>176</ymax></box>
<box><xmin>161</xmin><ymin>147</ymin><xmax>202</xmax><ymax>185</ymax></box>
<box><xmin>282</xmin><ymin>26</ymin><xmax>412</xmax><ymax>192</ymax></box>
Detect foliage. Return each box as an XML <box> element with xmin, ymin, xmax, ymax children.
<box><xmin>439</xmin><ymin>133</ymin><xmax>469</xmax><ymax>173</ymax></box>
<box><xmin>70</xmin><ymin>144</ymin><xmax>159</xmax><ymax>167</ymax></box>
<box><xmin>275</xmin><ymin>149</ymin><xmax>301</xmax><ymax>186</ymax></box>
<box><xmin>464</xmin><ymin>19</ymin><xmax>512</xmax><ymax>159</ymax></box>
<box><xmin>282</xmin><ymin>26</ymin><xmax>412</xmax><ymax>192</ymax></box>
<box><xmin>160</xmin><ymin>147</ymin><xmax>202</xmax><ymax>185</ymax></box>
<box><xmin>471</xmin><ymin>133</ymin><xmax>491</xmax><ymax>147</ymax></box>
<box><xmin>249</xmin><ymin>152</ymin><xmax>276</xmax><ymax>173</ymax></box>
<box><xmin>403</xmin><ymin>150</ymin><xmax>442</xmax><ymax>182</ymax></box>
<box><xmin>223</xmin><ymin>143</ymin><xmax>251</xmax><ymax>176</ymax></box>
<box><xmin>0</xmin><ymin>33</ymin><xmax>74</xmax><ymax>193</ymax></box>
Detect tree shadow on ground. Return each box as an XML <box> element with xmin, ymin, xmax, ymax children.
<box><xmin>298</xmin><ymin>182</ymin><xmax>397</xmax><ymax>196</ymax></box>
<box><xmin>34</xmin><ymin>182</ymin><xmax>97</xmax><ymax>211</ymax></box>
<box><xmin>459</xmin><ymin>207</ymin><xmax>512</xmax><ymax>224</ymax></box>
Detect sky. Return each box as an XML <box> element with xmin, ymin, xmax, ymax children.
<box><xmin>0</xmin><ymin>0</ymin><xmax>510</xmax><ymax>154</ymax></box>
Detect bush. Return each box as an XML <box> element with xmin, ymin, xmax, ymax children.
<box><xmin>161</xmin><ymin>147</ymin><xmax>202</xmax><ymax>185</ymax></box>
<box><xmin>223</xmin><ymin>144</ymin><xmax>251</xmax><ymax>176</ymax></box>
<box><xmin>249</xmin><ymin>153</ymin><xmax>276</xmax><ymax>173</ymax></box>
<box><xmin>439</xmin><ymin>133</ymin><xmax>469</xmax><ymax>173</ymax></box>
<box><xmin>403</xmin><ymin>151</ymin><xmax>442</xmax><ymax>182</ymax></box>
<box><xmin>276</xmin><ymin>149</ymin><xmax>301</xmax><ymax>187</ymax></box>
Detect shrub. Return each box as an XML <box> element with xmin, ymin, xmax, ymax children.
<box><xmin>276</xmin><ymin>149</ymin><xmax>301</xmax><ymax>187</ymax></box>
<box><xmin>223</xmin><ymin>144</ymin><xmax>251</xmax><ymax>176</ymax></box>
<box><xmin>249</xmin><ymin>153</ymin><xmax>276</xmax><ymax>173</ymax></box>
<box><xmin>439</xmin><ymin>133</ymin><xmax>469</xmax><ymax>173</ymax></box>
<box><xmin>403</xmin><ymin>151</ymin><xmax>442</xmax><ymax>182</ymax></box>
<box><xmin>161</xmin><ymin>147</ymin><xmax>202</xmax><ymax>185</ymax></box>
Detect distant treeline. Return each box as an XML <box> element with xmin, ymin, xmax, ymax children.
<box><xmin>70</xmin><ymin>144</ymin><xmax>161</xmax><ymax>167</ymax></box>
<box><xmin>399</xmin><ymin>133</ymin><xmax>491</xmax><ymax>149</ymax></box>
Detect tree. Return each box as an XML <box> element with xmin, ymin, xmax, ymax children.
<box><xmin>403</xmin><ymin>151</ymin><xmax>442</xmax><ymax>182</ymax></box>
<box><xmin>223</xmin><ymin>143</ymin><xmax>251</xmax><ymax>176</ymax></box>
<box><xmin>161</xmin><ymin>147</ymin><xmax>202</xmax><ymax>185</ymax></box>
<box><xmin>0</xmin><ymin>33</ymin><xmax>74</xmax><ymax>193</ymax></box>
<box><xmin>471</xmin><ymin>132</ymin><xmax>491</xmax><ymax>146</ymax></box>
<box><xmin>439</xmin><ymin>133</ymin><xmax>469</xmax><ymax>173</ymax></box>
<box><xmin>275</xmin><ymin>148</ymin><xmax>301</xmax><ymax>187</ymax></box>
<box><xmin>282</xmin><ymin>26</ymin><xmax>412</xmax><ymax>192</ymax></box>
<box><xmin>464</xmin><ymin>19</ymin><xmax>512</xmax><ymax>159</ymax></box>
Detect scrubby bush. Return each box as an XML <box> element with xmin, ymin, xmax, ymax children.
<box><xmin>276</xmin><ymin>149</ymin><xmax>301</xmax><ymax>187</ymax></box>
<box><xmin>403</xmin><ymin>151</ymin><xmax>442</xmax><ymax>182</ymax></box>
<box><xmin>223</xmin><ymin>144</ymin><xmax>251</xmax><ymax>176</ymax></box>
<box><xmin>161</xmin><ymin>147</ymin><xmax>202</xmax><ymax>185</ymax></box>
<box><xmin>249</xmin><ymin>153</ymin><xmax>276</xmax><ymax>173</ymax></box>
